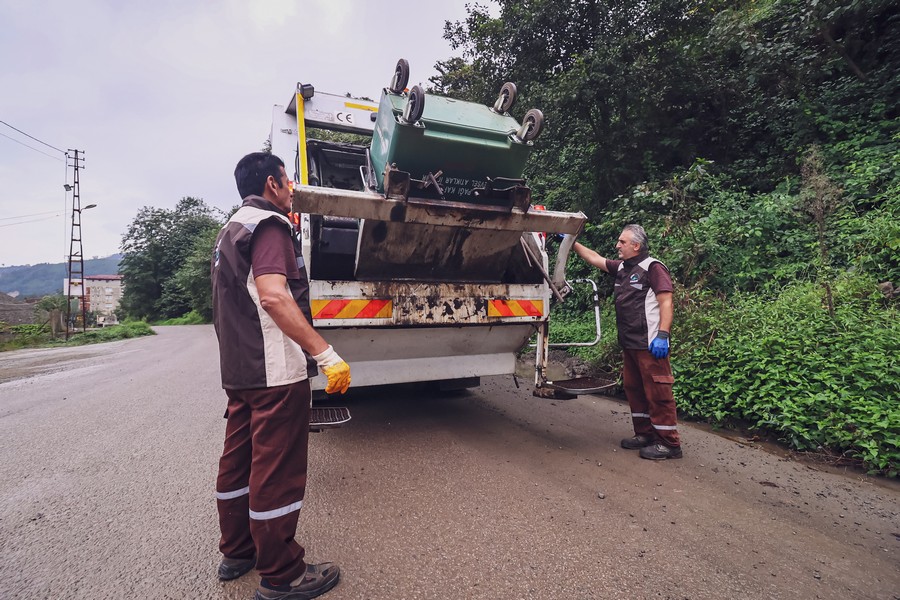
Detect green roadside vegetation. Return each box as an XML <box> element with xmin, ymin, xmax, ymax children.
<box><xmin>0</xmin><ymin>321</ymin><xmax>155</xmax><ymax>352</ymax></box>
<box><xmin>489</xmin><ymin>0</ymin><xmax>899</xmax><ymax>476</ymax></box>
<box><xmin>547</xmin><ymin>144</ymin><xmax>899</xmax><ymax>475</ymax></box>
<box><xmin>153</xmin><ymin>311</ymin><xmax>208</xmax><ymax>326</ymax></box>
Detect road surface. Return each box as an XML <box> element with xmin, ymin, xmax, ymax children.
<box><xmin>0</xmin><ymin>325</ymin><xmax>897</xmax><ymax>599</ymax></box>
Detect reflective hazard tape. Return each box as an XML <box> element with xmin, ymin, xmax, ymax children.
<box><xmin>311</xmin><ymin>299</ymin><xmax>392</xmax><ymax>319</ymax></box>
<box><xmin>487</xmin><ymin>299</ymin><xmax>544</xmax><ymax>317</ymax></box>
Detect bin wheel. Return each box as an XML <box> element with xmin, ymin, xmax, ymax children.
<box><xmin>389</xmin><ymin>58</ymin><xmax>410</xmax><ymax>94</ymax></box>
<box><xmin>518</xmin><ymin>108</ymin><xmax>544</xmax><ymax>141</ymax></box>
<box><xmin>493</xmin><ymin>82</ymin><xmax>517</xmax><ymax>113</ymax></box>
<box><xmin>403</xmin><ymin>85</ymin><xmax>425</xmax><ymax>123</ymax></box>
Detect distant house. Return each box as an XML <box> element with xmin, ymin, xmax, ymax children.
<box><xmin>87</xmin><ymin>275</ymin><xmax>124</xmax><ymax>326</ymax></box>
<box><xmin>63</xmin><ymin>275</ymin><xmax>124</xmax><ymax>326</ymax></box>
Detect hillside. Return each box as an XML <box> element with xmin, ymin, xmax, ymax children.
<box><xmin>0</xmin><ymin>255</ymin><xmax>122</xmax><ymax>299</ymax></box>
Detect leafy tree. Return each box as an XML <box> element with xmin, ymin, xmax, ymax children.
<box><xmin>119</xmin><ymin>198</ymin><xmax>222</xmax><ymax>321</ymax></box>
<box><xmin>439</xmin><ymin>0</ymin><xmax>731</xmax><ymax>213</ymax></box>
<box><xmin>34</xmin><ymin>293</ymin><xmax>67</xmax><ymax>314</ymax></box>
<box><xmin>172</xmin><ymin>226</ymin><xmax>220</xmax><ymax>321</ymax></box>
<box><xmin>436</xmin><ymin>0</ymin><xmax>898</xmax><ymax>213</ymax></box>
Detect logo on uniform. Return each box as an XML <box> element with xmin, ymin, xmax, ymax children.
<box><xmin>629</xmin><ymin>274</ymin><xmax>639</xmax><ymax>283</ymax></box>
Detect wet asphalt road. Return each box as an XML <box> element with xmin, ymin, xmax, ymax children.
<box><xmin>0</xmin><ymin>325</ymin><xmax>898</xmax><ymax>600</ymax></box>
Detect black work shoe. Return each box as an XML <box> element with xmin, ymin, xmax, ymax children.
<box><xmin>218</xmin><ymin>554</ymin><xmax>256</xmax><ymax>581</ymax></box>
<box><xmin>255</xmin><ymin>562</ymin><xmax>340</xmax><ymax>600</ymax></box>
<box><xmin>620</xmin><ymin>434</ymin><xmax>655</xmax><ymax>449</ymax></box>
<box><xmin>639</xmin><ymin>443</ymin><xmax>683</xmax><ymax>460</ymax></box>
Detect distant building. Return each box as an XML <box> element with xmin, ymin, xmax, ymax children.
<box><xmin>62</xmin><ymin>275</ymin><xmax>124</xmax><ymax>326</ymax></box>
<box><xmin>86</xmin><ymin>275</ymin><xmax>124</xmax><ymax>326</ymax></box>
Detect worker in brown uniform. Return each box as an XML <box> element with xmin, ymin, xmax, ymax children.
<box><xmin>211</xmin><ymin>152</ymin><xmax>350</xmax><ymax>599</ymax></box>
<box><xmin>571</xmin><ymin>224</ymin><xmax>682</xmax><ymax>459</ymax></box>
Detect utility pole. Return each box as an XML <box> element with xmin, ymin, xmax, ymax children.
<box><xmin>65</xmin><ymin>149</ymin><xmax>86</xmax><ymax>340</ymax></box>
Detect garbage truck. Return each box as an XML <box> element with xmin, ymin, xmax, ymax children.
<box><xmin>268</xmin><ymin>59</ymin><xmax>600</xmax><ymax>405</ymax></box>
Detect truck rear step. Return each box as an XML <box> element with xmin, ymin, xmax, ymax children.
<box><xmin>309</xmin><ymin>406</ymin><xmax>352</xmax><ymax>432</ymax></box>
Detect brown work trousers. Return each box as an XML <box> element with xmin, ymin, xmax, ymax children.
<box><xmin>622</xmin><ymin>349</ymin><xmax>680</xmax><ymax>447</ymax></box>
<box><xmin>216</xmin><ymin>380</ymin><xmax>311</xmax><ymax>586</ymax></box>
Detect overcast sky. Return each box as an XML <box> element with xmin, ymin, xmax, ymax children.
<box><xmin>0</xmin><ymin>0</ymin><xmax>492</xmax><ymax>267</ymax></box>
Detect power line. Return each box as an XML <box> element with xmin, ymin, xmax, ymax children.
<box><xmin>0</xmin><ymin>214</ymin><xmax>62</xmax><ymax>228</ymax></box>
<box><xmin>0</xmin><ymin>131</ymin><xmax>65</xmax><ymax>162</ymax></box>
<box><xmin>0</xmin><ymin>119</ymin><xmax>66</xmax><ymax>154</ymax></box>
<box><xmin>0</xmin><ymin>210</ymin><xmax>62</xmax><ymax>221</ymax></box>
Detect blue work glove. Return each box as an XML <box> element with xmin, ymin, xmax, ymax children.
<box><xmin>649</xmin><ymin>331</ymin><xmax>670</xmax><ymax>359</ymax></box>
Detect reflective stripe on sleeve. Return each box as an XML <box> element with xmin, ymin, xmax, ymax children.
<box><xmin>216</xmin><ymin>486</ymin><xmax>250</xmax><ymax>500</ymax></box>
<box><xmin>249</xmin><ymin>500</ymin><xmax>303</xmax><ymax>521</ymax></box>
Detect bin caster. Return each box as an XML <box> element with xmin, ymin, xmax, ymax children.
<box><xmin>517</xmin><ymin>108</ymin><xmax>544</xmax><ymax>142</ymax></box>
<box><xmin>402</xmin><ymin>84</ymin><xmax>425</xmax><ymax>123</ymax></box>
<box><xmin>389</xmin><ymin>58</ymin><xmax>410</xmax><ymax>94</ymax></box>
<box><xmin>492</xmin><ymin>82</ymin><xmax>517</xmax><ymax>113</ymax></box>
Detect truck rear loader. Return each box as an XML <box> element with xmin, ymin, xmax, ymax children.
<box><xmin>268</xmin><ymin>59</ymin><xmax>600</xmax><ymax>405</ymax></box>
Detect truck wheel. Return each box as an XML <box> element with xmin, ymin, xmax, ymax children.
<box><xmin>389</xmin><ymin>58</ymin><xmax>410</xmax><ymax>94</ymax></box>
<box><xmin>493</xmin><ymin>82</ymin><xmax>517</xmax><ymax>113</ymax></box>
<box><xmin>518</xmin><ymin>108</ymin><xmax>544</xmax><ymax>141</ymax></box>
<box><xmin>403</xmin><ymin>85</ymin><xmax>425</xmax><ymax>123</ymax></box>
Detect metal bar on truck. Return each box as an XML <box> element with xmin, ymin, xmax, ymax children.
<box><xmin>292</xmin><ymin>185</ymin><xmax>586</xmax><ymax>235</ymax></box>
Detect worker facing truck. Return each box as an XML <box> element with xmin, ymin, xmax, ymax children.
<box><xmin>211</xmin><ymin>152</ymin><xmax>348</xmax><ymax>599</ymax></box>
<box><xmin>571</xmin><ymin>225</ymin><xmax>682</xmax><ymax>460</ymax></box>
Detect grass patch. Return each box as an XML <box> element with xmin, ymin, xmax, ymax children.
<box><xmin>0</xmin><ymin>321</ymin><xmax>155</xmax><ymax>352</ymax></box>
<box><xmin>153</xmin><ymin>310</ymin><xmax>207</xmax><ymax>326</ymax></box>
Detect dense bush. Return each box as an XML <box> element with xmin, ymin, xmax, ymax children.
<box><xmin>0</xmin><ymin>321</ymin><xmax>154</xmax><ymax>352</ymax></box>
<box><xmin>65</xmin><ymin>321</ymin><xmax>155</xmax><ymax>345</ymax></box>
<box><xmin>554</xmin><ymin>117</ymin><xmax>899</xmax><ymax>477</ymax></box>
<box><xmin>154</xmin><ymin>311</ymin><xmax>207</xmax><ymax>326</ymax></box>
<box><xmin>0</xmin><ymin>323</ymin><xmax>50</xmax><ymax>351</ymax></box>
<box><xmin>552</xmin><ymin>275</ymin><xmax>899</xmax><ymax>475</ymax></box>
<box><xmin>674</xmin><ymin>276</ymin><xmax>899</xmax><ymax>475</ymax></box>
<box><xmin>9</xmin><ymin>323</ymin><xmax>48</xmax><ymax>336</ymax></box>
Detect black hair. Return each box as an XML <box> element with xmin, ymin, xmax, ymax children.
<box><xmin>234</xmin><ymin>152</ymin><xmax>285</xmax><ymax>199</ymax></box>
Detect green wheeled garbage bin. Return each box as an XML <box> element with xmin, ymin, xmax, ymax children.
<box><xmin>369</xmin><ymin>62</ymin><xmax>542</xmax><ymax>206</ymax></box>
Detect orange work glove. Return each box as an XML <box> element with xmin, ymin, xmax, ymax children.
<box><xmin>312</xmin><ymin>345</ymin><xmax>351</xmax><ymax>394</ymax></box>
